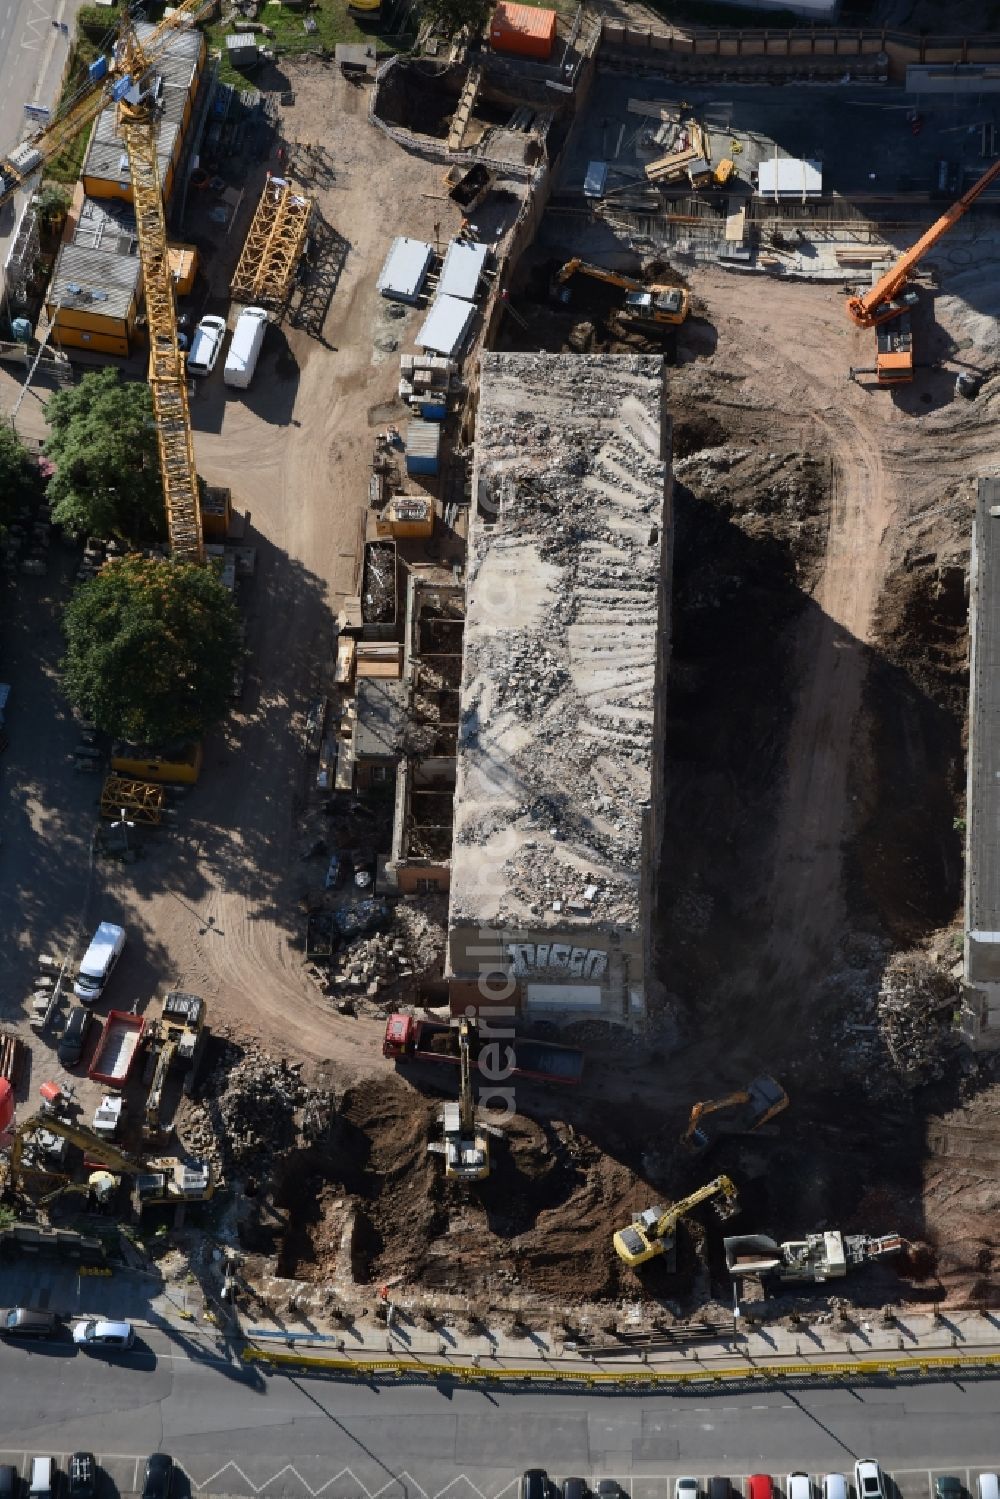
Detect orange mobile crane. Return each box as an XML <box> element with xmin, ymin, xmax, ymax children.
<box><xmin>0</xmin><ymin>0</ymin><xmax>215</xmax><ymax>561</ymax></box>
<box><xmin>846</xmin><ymin>154</ymin><xmax>1000</xmax><ymax>387</ymax></box>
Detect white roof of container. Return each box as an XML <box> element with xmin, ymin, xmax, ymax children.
<box><xmin>416</xmin><ymin>294</ymin><xmax>476</xmax><ymax>357</ymax></box>
<box><xmin>437</xmin><ymin>239</ymin><xmax>489</xmax><ymax>302</ymax></box>
<box><xmin>757</xmin><ymin>157</ymin><xmax>822</xmax><ymax>198</ymax></box>
<box><xmin>377</xmin><ymin>237</ymin><xmax>435</xmax><ymax>302</ymax></box>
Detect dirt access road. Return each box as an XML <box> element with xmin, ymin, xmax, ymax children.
<box><xmin>0</xmin><ymin>62</ymin><xmax>472</xmax><ymax>1078</ymax></box>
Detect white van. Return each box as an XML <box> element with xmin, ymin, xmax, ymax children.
<box><xmin>73</xmin><ymin>921</ymin><xmax>125</xmax><ymax>1003</ymax></box>
<box><xmin>224</xmin><ymin>305</ymin><xmax>268</xmax><ymax>389</ymax></box>
<box><xmin>978</xmin><ymin>1478</ymin><xmax>1000</xmax><ymax>1499</ymax></box>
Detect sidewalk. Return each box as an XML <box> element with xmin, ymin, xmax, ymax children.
<box><xmin>235</xmin><ymin>1303</ymin><xmax>1000</xmax><ymax>1381</ymax></box>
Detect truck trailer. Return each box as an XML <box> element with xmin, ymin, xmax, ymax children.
<box><xmin>88</xmin><ymin>1011</ymin><xmax>145</xmax><ymax>1089</ymax></box>
<box><xmin>383</xmin><ymin>1013</ymin><xmax>584</xmax><ymax>1085</ymax></box>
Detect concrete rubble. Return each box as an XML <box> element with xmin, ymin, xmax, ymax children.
<box><xmin>876</xmin><ymin>953</ymin><xmax>961</xmax><ymax>1084</ymax></box>
<box><xmin>181</xmin><ymin>1041</ymin><xmax>336</xmax><ymax>1171</ymax></box>
<box><xmin>452</xmin><ymin>353</ymin><xmax>668</xmax><ymax>937</ymax></box>
<box><xmin>318</xmin><ymin>900</ymin><xmax>447</xmax><ymax>1013</ymax></box>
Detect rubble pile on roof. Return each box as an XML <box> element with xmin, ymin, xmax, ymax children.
<box><xmin>452</xmin><ymin>352</ymin><xmax>668</xmax><ymax>934</ymax></box>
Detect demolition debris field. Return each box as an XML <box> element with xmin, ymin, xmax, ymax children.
<box><xmin>162</xmin><ymin>249</ymin><xmax>1000</xmax><ymax>1317</ymax></box>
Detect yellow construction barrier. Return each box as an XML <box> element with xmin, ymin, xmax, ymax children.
<box><xmin>243</xmin><ymin>1346</ymin><xmax>1000</xmax><ymax>1386</ymax></box>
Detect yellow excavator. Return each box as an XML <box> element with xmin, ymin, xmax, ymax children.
<box><xmin>427</xmin><ymin>1019</ymin><xmax>498</xmax><ymax>1183</ymax></box>
<box><xmin>3</xmin><ymin>1112</ymin><xmax>215</xmax><ymax>1214</ymax></box>
<box><xmin>613</xmin><ymin>1174</ymin><xmax>739</xmax><ymax>1267</ymax></box>
<box><xmin>553</xmin><ymin>258</ymin><xmax>690</xmax><ymax>326</ymax></box>
<box><xmin>681</xmin><ymin>1077</ymin><xmax>789</xmax><ymax>1154</ymax></box>
<box><xmin>144</xmin><ymin>991</ymin><xmax>205</xmax><ymax>1141</ymax></box>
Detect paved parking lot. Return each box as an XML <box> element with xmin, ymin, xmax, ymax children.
<box><xmin>0</xmin><ymin>1459</ymin><xmax>994</xmax><ymax>1499</ymax></box>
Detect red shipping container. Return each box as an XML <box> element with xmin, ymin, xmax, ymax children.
<box><xmin>489</xmin><ymin>2</ymin><xmax>556</xmax><ymax>60</ymax></box>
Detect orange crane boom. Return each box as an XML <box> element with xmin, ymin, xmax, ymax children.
<box><xmin>846</xmin><ymin>155</ymin><xmax>1000</xmax><ymax>329</ymax></box>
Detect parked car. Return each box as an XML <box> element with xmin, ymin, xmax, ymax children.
<box><xmin>562</xmin><ymin>1481</ymin><xmax>588</xmax><ymax>1499</ymax></box>
<box><xmin>0</xmin><ymin>1465</ymin><xmax>20</xmax><ymax>1499</ymax></box>
<box><xmin>787</xmin><ymin>1475</ymin><xmax>811</xmax><ymax>1499</ymax></box>
<box><xmin>977</xmin><ymin>1478</ymin><xmax>1000</xmax><ymax>1499</ymax></box>
<box><xmin>855</xmin><ymin>1462</ymin><xmax>886</xmax><ymax>1499</ymax></box>
<box><xmin>72</xmin><ymin>1318</ymin><xmax>134</xmax><ymax>1350</ymax></box>
<box><xmin>27</xmin><ymin>1461</ymin><xmax>54</xmax><ymax>1499</ymax></box>
<box><xmin>186</xmin><ymin>315</ymin><xmax>227</xmax><ymax>377</ymax></box>
<box><xmin>708</xmin><ymin>1481</ymin><xmax>730</xmax><ymax>1499</ymax></box>
<box><xmin>68</xmin><ymin>1454</ymin><xmax>96</xmax><ymax>1499</ymax></box>
<box><xmin>140</xmin><ymin>1455</ymin><xmax>173</xmax><ymax>1499</ymax></box>
<box><xmin>1</xmin><ymin>1308</ymin><xmax>58</xmax><ymax>1341</ymax></box>
<box><xmin>520</xmin><ymin>1473</ymin><xmax>550</xmax><ymax>1499</ymax></box>
<box><xmin>748</xmin><ymin>1478</ymin><xmax>773</xmax><ymax>1499</ymax></box>
<box><xmin>936</xmin><ymin>1481</ymin><xmax>963</xmax><ymax>1499</ymax></box>
<box><xmin>822</xmin><ymin>1476</ymin><xmax>848</xmax><ymax>1499</ymax></box>
<box><xmin>58</xmin><ymin>1005</ymin><xmax>94</xmax><ymax>1067</ymax></box>
<box><xmin>676</xmin><ymin>1481</ymin><xmax>700</xmax><ymax>1499</ymax></box>
<box><xmin>597</xmin><ymin>1484</ymin><xmax>621</xmax><ymax>1499</ymax></box>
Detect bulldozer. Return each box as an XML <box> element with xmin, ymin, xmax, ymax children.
<box><xmin>681</xmin><ymin>1077</ymin><xmax>789</xmax><ymax>1154</ymax></box>
<box><xmin>552</xmin><ymin>258</ymin><xmax>690</xmax><ymax>327</ymax></box>
<box><xmin>613</xmin><ymin>1174</ymin><xmax>739</xmax><ymax>1268</ymax></box>
<box><xmin>427</xmin><ymin>1019</ymin><xmax>500</xmax><ymax>1183</ymax></box>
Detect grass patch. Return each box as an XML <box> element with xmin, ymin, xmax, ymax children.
<box><xmin>204</xmin><ymin>0</ymin><xmax>412</xmax><ymax>86</ymax></box>
<box><xmin>44</xmin><ymin>32</ymin><xmax>102</xmax><ymax>185</ymax></box>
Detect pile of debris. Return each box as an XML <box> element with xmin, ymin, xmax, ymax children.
<box><xmin>323</xmin><ymin>900</ymin><xmax>446</xmax><ymax>1012</ymax></box>
<box><xmin>182</xmin><ymin>1042</ymin><xmax>335</xmax><ymax>1171</ymax></box>
<box><xmin>876</xmin><ymin>954</ymin><xmax>960</xmax><ymax>1084</ymax></box>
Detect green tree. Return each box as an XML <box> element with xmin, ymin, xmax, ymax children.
<box><xmin>0</xmin><ymin>425</ymin><xmax>41</xmax><ymax>532</ymax></box>
<box><xmin>44</xmin><ymin>368</ymin><xmax>165</xmax><ymax>543</ymax></box>
<box><xmin>62</xmin><ymin>555</ymin><xmax>240</xmax><ymax>744</ymax></box>
<box><xmin>423</xmin><ymin>0</ymin><xmax>491</xmax><ymax>39</ymax></box>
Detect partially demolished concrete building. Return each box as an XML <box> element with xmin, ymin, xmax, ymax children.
<box><xmin>446</xmin><ymin>353</ymin><xmax>670</xmax><ymax>1025</ymax></box>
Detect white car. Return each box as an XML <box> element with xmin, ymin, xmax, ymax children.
<box><xmin>854</xmin><ymin>1462</ymin><xmax>886</xmax><ymax>1499</ymax></box>
<box><xmin>186</xmin><ymin>314</ymin><xmax>227</xmax><ymax>377</ymax></box>
<box><xmin>676</xmin><ymin>1481</ymin><xmax>699</xmax><ymax>1499</ymax></box>
<box><xmin>72</xmin><ymin>1317</ymin><xmax>135</xmax><ymax>1350</ymax></box>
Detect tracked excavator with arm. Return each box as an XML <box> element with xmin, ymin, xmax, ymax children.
<box><xmin>554</xmin><ymin>258</ymin><xmax>690</xmax><ymax>326</ymax></box>
<box><xmin>681</xmin><ymin>1076</ymin><xmax>789</xmax><ymax>1154</ymax></box>
<box><xmin>427</xmin><ymin>1019</ymin><xmax>500</xmax><ymax>1182</ymax></box>
<box><xmin>846</xmin><ymin>154</ymin><xmax>1000</xmax><ymax>386</ymax></box>
<box><xmin>0</xmin><ymin>0</ymin><xmax>217</xmax><ymax>559</ymax></box>
<box><xmin>613</xmin><ymin>1174</ymin><xmax>739</xmax><ymax>1268</ymax></box>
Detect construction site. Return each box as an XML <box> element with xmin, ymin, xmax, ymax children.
<box><xmin>3</xmin><ymin>0</ymin><xmax>1000</xmax><ymax>1348</ymax></box>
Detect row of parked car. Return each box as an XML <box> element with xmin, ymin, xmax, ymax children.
<box><xmin>0</xmin><ymin>1454</ymin><xmax>173</xmax><ymax>1499</ymax></box>
<box><xmin>3</xmin><ymin>1307</ymin><xmax>135</xmax><ymax>1350</ymax></box>
<box><xmin>521</xmin><ymin>1470</ymin><xmax>1000</xmax><ymax>1499</ymax></box>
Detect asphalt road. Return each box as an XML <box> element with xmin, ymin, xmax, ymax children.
<box><xmin>1</xmin><ymin>1331</ymin><xmax>1000</xmax><ymax>1497</ymax></box>
<box><xmin>0</xmin><ymin>0</ymin><xmax>86</xmax><ymax>262</ymax></box>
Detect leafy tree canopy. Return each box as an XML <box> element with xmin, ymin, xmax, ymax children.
<box><xmin>44</xmin><ymin>368</ymin><xmax>165</xmax><ymax>543</ymax></box>
<box><xmin>0</xmin><ymin>425</ymin><xmax>41</xmax><ymax>532</ymax></box>
<box><xmin>423</xmin><ymin>0</ymin><xmax>491</xmax><ymax>39</ymax></box>
<box><xmin>62</xmin><ymin>555</ymin><xmax>241</xmax><ymax>745</ymax></box>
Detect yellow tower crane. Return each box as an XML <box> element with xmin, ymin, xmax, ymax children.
<box><xmin>0</xmin><ymin>0</ymin><xmax>216</xmax><ymax>561</ymax></box>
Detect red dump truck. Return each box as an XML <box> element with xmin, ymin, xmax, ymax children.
<box><xmin>383</xmin><ymin>1013</ymin><xmax>584</xmax><ymax>1085</ymax></box>
<box><xmin>88</xmin><ymin>1010</ymin><xmax>145</xmax><ymax>1088</ymax></box>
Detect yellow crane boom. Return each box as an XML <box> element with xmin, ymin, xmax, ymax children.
<box><xmin>0</xmin><ymin>2</ymin><xmax>212</xmax><ymax>561</ymax></box>
<box><xmin>120</xmin><ymin>107</ymin><xmax>202</xmax><ymax>561</ymax></box>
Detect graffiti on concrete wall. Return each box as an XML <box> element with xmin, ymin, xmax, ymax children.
<box><xmin>506</xmin><ymin>941</ymin><xmax>609</xmax><ymax>982</ymax></box>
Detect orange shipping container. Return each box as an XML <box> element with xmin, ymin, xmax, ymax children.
<box><xmin>489</xmin><ymin>1</ymin><xmax>556</xmax><ymax>59</ymax></box>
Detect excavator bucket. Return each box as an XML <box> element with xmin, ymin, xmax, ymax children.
<box><xmin>746</xmin><ymin>1075</ymin><xmax>789</xmax><ymax>1128</ymax></box>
